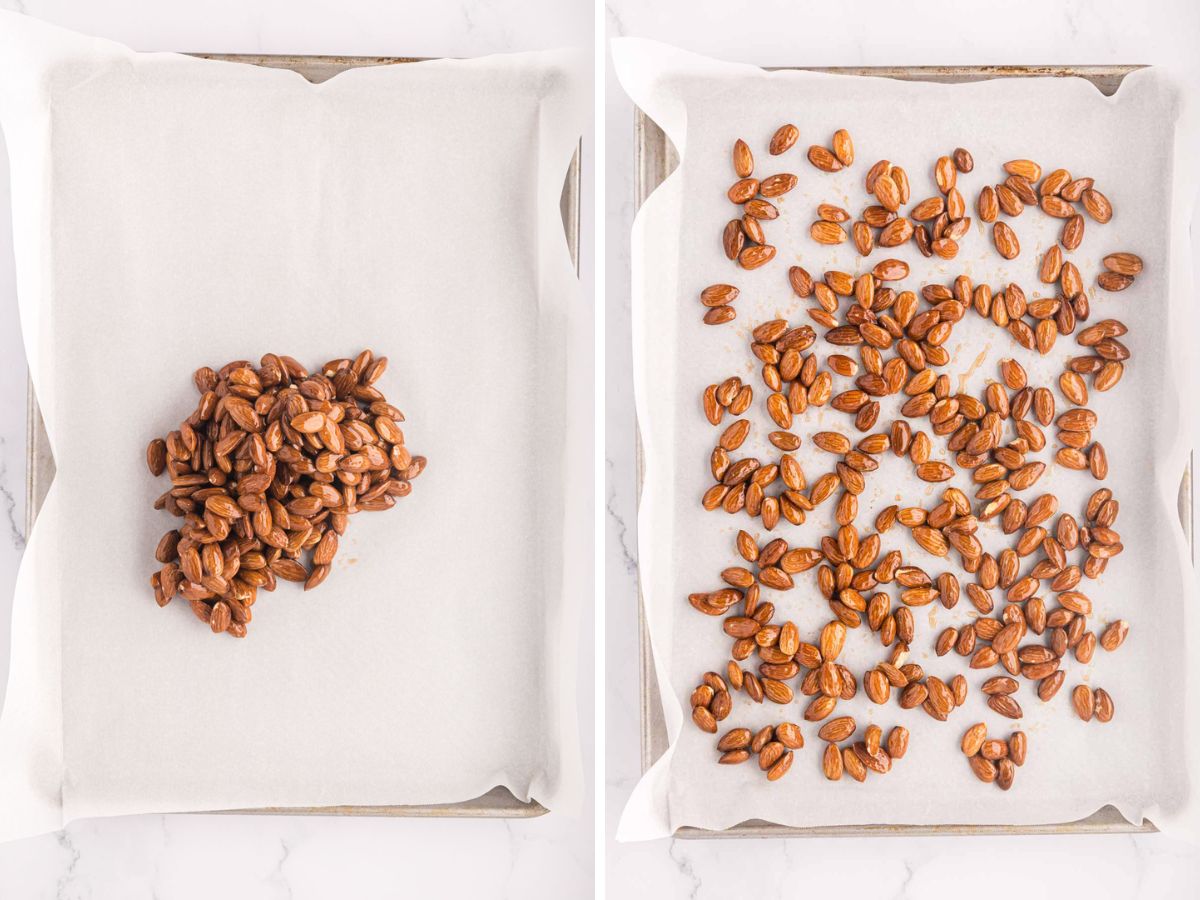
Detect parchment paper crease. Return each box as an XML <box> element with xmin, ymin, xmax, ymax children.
<box><xmin>0</xmin><ymin>12</ymin><xmax>587</xmax><ymax>841</ymax></box>
<box><xmin>615</xmin><ymin>38</ymin><xmax>1200</xmax><ymax>840</ymax></box>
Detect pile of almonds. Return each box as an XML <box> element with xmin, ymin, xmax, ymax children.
<box><xmin>979</xmin><ymin>159</ymin><xmax>1112</xmax><ymax>262</ymax></box>
<box><xmin>820</xmin><ymin>719</ymin><xmax>908</xmax><ymax>783</ymax></box>
<box><xmin>1072</xmin><ymin>684</ymin><xmax>1116</xmax><ymax>723</ymax></box>
<box><xmin>146</xmin><ymin>350</ymin><xmax>425</xmax><ymax>636</ymax></box>
<box><xmin>962</xmin><ymin>723</ymin><xmax>1027</xmax><ymax>790</ymax></box>
<box><xmin>716</xmin><ymin>721</ymin><xmax>804</xmax><ymax>780</ymax></box>
<box><xmin>1098</xmin><ymin>252</ymin><xmax>1143</xmax><ymax>292</ymax></box>
<box><xmin>687</xmin><ymin>123</ymin><xmax>1142</xmax><ymax>791</ymax></box>
<box><xmin>691</xmin><ymin>671</ymin><xmax>733</xmax><ymax>732</ymax></box>
<box><xmin>721</xmin><ymin>139</ymin><xmax>799</xmax><ymax>278</ymax></box>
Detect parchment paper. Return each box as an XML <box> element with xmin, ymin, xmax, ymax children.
<box><xmin>615</xmin><ymin>38</ymin><xmax>1200</xmax><ymax>839</ymax></box>
<box><xmin>0</xmin><ymin>13</ymin><xmax>587</xmax><ymax>842</ymax></box>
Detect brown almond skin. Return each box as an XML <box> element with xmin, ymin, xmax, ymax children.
<box><xmin>1004</xmin><ymin>159</ymin><xmax>1042</xmax><ymax>181</ymax></box>
<box><xmin>993</xmin><ymin>221</ymin><xmax>1020</xmax><ymax>259</ymax></box>
<box><xmin>808</xmin><ymin>145</ymin><xmax>843</xmax><ymax>172</ymax></box>
<box><xmin>969</xmin><ymin>755</ymin><xmax>997</xmax><ymax>783</ymax></box>
<box><xmin>758</xmin><ymin>740</ymin><xmax>785</xmax><ymax>771</ymax></box>
<box><xmin>1097</xmin><ymin>271</ymin><xmax>1133</xmax><ymax>292</ymax></box>
<box><xmin>962</xmin><ymin>722</ymin><xmax>987</xmax><ymax>757</ymax></box>
<box><xmin>692</xmin><ymin>706</ymin><xmax>718</xmax><ymax>733</ymax></box>
<box><xmin>1039</xmin><ymin>671</ymin><xmax>1066</xmax><ymax>703</ymax></box>
<box><xmin>1082</xmin><ymin>188</ymin><xmax>1113</xmax><ymax>223</ymax></box>
<box><xmin>997</xmin><ymin>758</ymin><xmax>1016</xmax><ymax>791</ymax></box>
<box><xmin>1100</xmin><ymin>620</ymin><xmax>1129</xmax><ymax>651</ymax></box>
<box><xmin>727</xmin><ymin>177</ymin><xmax>759</xmax><ymax>204</ymax></box>
<box><xmin>1103</xmin><ymin>252</ymin><xmax>1143</xmax><ymax>275</ymax></box>
<box><xmin>843</xmin><ymin>747</ymin><xmax>867</xmax><ymax>782</ymax></box>
<box><xmin>769</xmin><ymin>124</ymin><xmax>799</xmax><ymax>156</ymax></box>
<box><xmin>147</xmin><ymin>438</ymin><xmax>168</xmax><ymax>476</ymax></box>
<box><xmin>717</xmin><ymin>728</ymin><xmax>752</xmax><ymax>752</ymax></box>
<box><xmin>887</xmin><ymin>726</ymin><xmax>910</xmax><ymax>760</ymax></box>
<box><xmin>723</xmin><ymin>219</ymin><xmax>744</xmax><ymax>259</ymax></box>
<box><xmin>804</xmin><ymin>694</ymin><xmax>837</xmax><ymax>721</ymax></box>
<box><xmin>982</xmin><ymin>676</ymin><xmax>1018</xmax><ymax>695</ymax></box>
<box><xmin>817</xmin><ymin>715</ymin><xmax>856</xmax><ymax>743</ymax></box>
<box><xmin>823</xmin><ymin>742</ymin><xmax>843</xmax><ymax>780</ymax></box>
<box><xmin>767</xmin><ymin>750</ymin><xmax>794</xmax><ymax>781</ymax></box>
<box><xmin>732</xmin><ymin>139</ymin><xmax>753</xmax><ymax>177</ymax></box>
<box><xmin>832</xmin><ymin>129</ymin><xmax>854</xmax><ymax>167</ymax></box>
<box><xmin>209</xmin><ymin>601</ymin><xmax>232</xmax><ymax>634</ymax></box>
<box><xmin>980</xmin><ymin>739</ymin><xmax>1008</xmax><ymax>761</ymax></box>
<box><xmin>734</xmin><ymin>727</ymin><xmax>766</xmax><ymax>756</ymax></box>
<box><xmin>1009</xmin><ymin>731</ymin><xmax>1028</xmax><ymax>766</ymax></box>
<box><xmin>760</xmin><ymin>174</ymin><xmax>798</xmax><ymax>198</ymax></box>
<box><xmin>987</xmin><ymin>694</ymin><xmax>1023</xmax><ymax>720</ymax></box>
<box><xmin>775</xmin><ymin>722</ymin><xmax>804</xmax><ymax>750</ymax></box>
<box><xmin>811</xmin><ymin>220</ymin><xmax>848</xmax><ymax>245</ymax></box>
<box><xmin>1061</xmin><ymin>214</ymin><xmax>1085</xmax><ymax>251</ymax></box>
<box><xmin>1072</xmin><ymin>684</ymin><xmax>1095</xmax><ymax>721</ymax></box>
<box><xmin>700</xmin><ymin>284</ymin><xmax>739</xmax><ymax>307</ymax></box>
<box><xmin>978</xmin><ymin>186</ymin><xmax>998</xmax><ymax>222</ymax></box>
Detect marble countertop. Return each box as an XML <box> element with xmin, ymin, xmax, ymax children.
<box><xmin>604</xmin><ymin>0</ymin><xmax>1200</xmax><ymax>897</ymax></box>
<box><xmin>0</xmin><ymin>1</ymin><xmax>592</xmax><ymax>898</ymax></box>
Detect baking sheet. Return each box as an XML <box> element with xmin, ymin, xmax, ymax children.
<box><xmin>18</xmin><ymin>49</ymin><xmax>583</xmax><ymax>822</ymax></box>
<box><xmin>637</xmin><ymin>105</ymin><xmax>1188</xmax><ymax>840</ymax></box>
<box><xmin>615</xmin><ymin>38</ymin><xmax>1200</xmax><ymax>839</ymax></box>
<box><xmin>0</xmin><ymin>13</ymin><xmax>587</xmax><ymax>842</ymax></box>
<box><xmin>636</xmin><ymin>84</ymin><xmax>1195</xmax><ymax>839</ymax></box>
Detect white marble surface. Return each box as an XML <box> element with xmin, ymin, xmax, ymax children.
<box><xmin>604</xmin><ymin>0</ymin><xmax>1200</xmax><ymax>897</ymax></box>
<box><xmin>0</xmin><ymin>2</ymin><xmax>593</xmax><ymax>897</ymax></box>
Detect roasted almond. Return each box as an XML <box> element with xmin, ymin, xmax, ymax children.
<box><xmin>1103</xmin><ymin>252</ymin><xmax>1142</xmax><ymax>276</ymax></box>
<box><xmin>1072</xmin><ymin>684</ymin><xmax>1095</xmax><ymax>721</ymax></box>
<box><xmin>770</xmin><ymin>124</ymin><xmax>799</xmax><ymax>155</ymax></box>
<box><xmin>817</xmin><ymin>715</ymin><xmax>857</xmax><ymax>743</ymax></box>
<box><xmin>1004</xmin><ymin>159</ymin><xmax>1042</xmax><ymax>181</ymax></box>
<box><xmin>1082</xmin><ymin>188</ymin><xmax>1113</xmax><ymax>223</ymax></box>
<box><xmin>832</xmin><ymin>129</ymin><xmax>855</xmax><ymax>167</ymax></box>
<box><xmin>811</xmin><ymin>221</ymin><xmax>848</xmax><ymax>245</ymax></box>
<box><xmin>808</xmin><ymin>145</ymin><xmax>843</xmax><ymax>172</ymax></box>
<box><xmin>992</xmin><ymin>221</ymin><xmax>1020</xmax><ymax>260</ymax></box>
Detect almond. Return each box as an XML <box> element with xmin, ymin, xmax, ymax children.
<box><xmin>832</xmin><ymin>129</ymin><xmax>855</xmax><ymax>166</ymax></box>
<box><xmin>732</xmin><ymin>139</ymin><xmax>753</xmax><ymax>177</ymax></box>
<box><xmin>811</xmin><ymin>221</ymin><xmax>848</xmax><ymax>245</ymax></box>
<box><xmin>1072</xmin><ymin>684</ymin><xmax>1095</xmax><ymax>721</ymax></box>
<box><xmin>1082</xmin><ymin>188</ymin><xmax>1113</xmax><ymax>223</ymax></box>
<box><xmin>992</xmin><ymin>221</ymin><xmax>1020</xmax><ymax>260</ymax></box>
<box><xmin>770</xmin><ymin>124</ymin><xmax>799</xmax><ymax>156</ymax></box>
<box><xmin>1004</xmin><ymin>159</ymin><xmax>1042</xmax><ymax>181</ymax></box>
<box><xmin>808</xmin><ymin>145</ymin><xmax>843</xmax><ymax>172</ymax></box>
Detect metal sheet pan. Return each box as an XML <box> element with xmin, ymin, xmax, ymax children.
<box><xmin>21</xmin><ymin>52</ymin><xmax>582</xmax><ymax>820</ymax></box>
<box><xmin>633</xmin><ymin>64</ymin><xmax>1187</xmax><ymax>838</ymax></box>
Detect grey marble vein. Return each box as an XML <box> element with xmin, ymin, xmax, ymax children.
<box><xmin>54</xmin><ymin>831</ymin><xmax>80</xmax><ymax>900</ymax></box>
<box><xmin>270</xmin><ymin>838</ymin><xmax>294</xmax><ymax>900</ymax></box>
<box><xmin>605</xmin><ymin>459</ymin><xmax>638</xmax><ymax>576</ymax></box>
<box><xmin>0</xmin><ymin>438</ymin><xmax>25</xmax><ymax>549</ymax></box>
<box><xmin>666</xmin><ymin>839</ymin><xmax>701</xmax><ymax>900</ymax></box>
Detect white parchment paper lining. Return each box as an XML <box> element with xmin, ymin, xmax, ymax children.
<box><xmin>0</xmin><ymin>13</ymin><xmax>588</xmax><ymax>842</ymax></box>
<box><xmin>615</xmin><ymin>38</ymin><xmax>1200</xmax><ymax>840</ymax></box>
